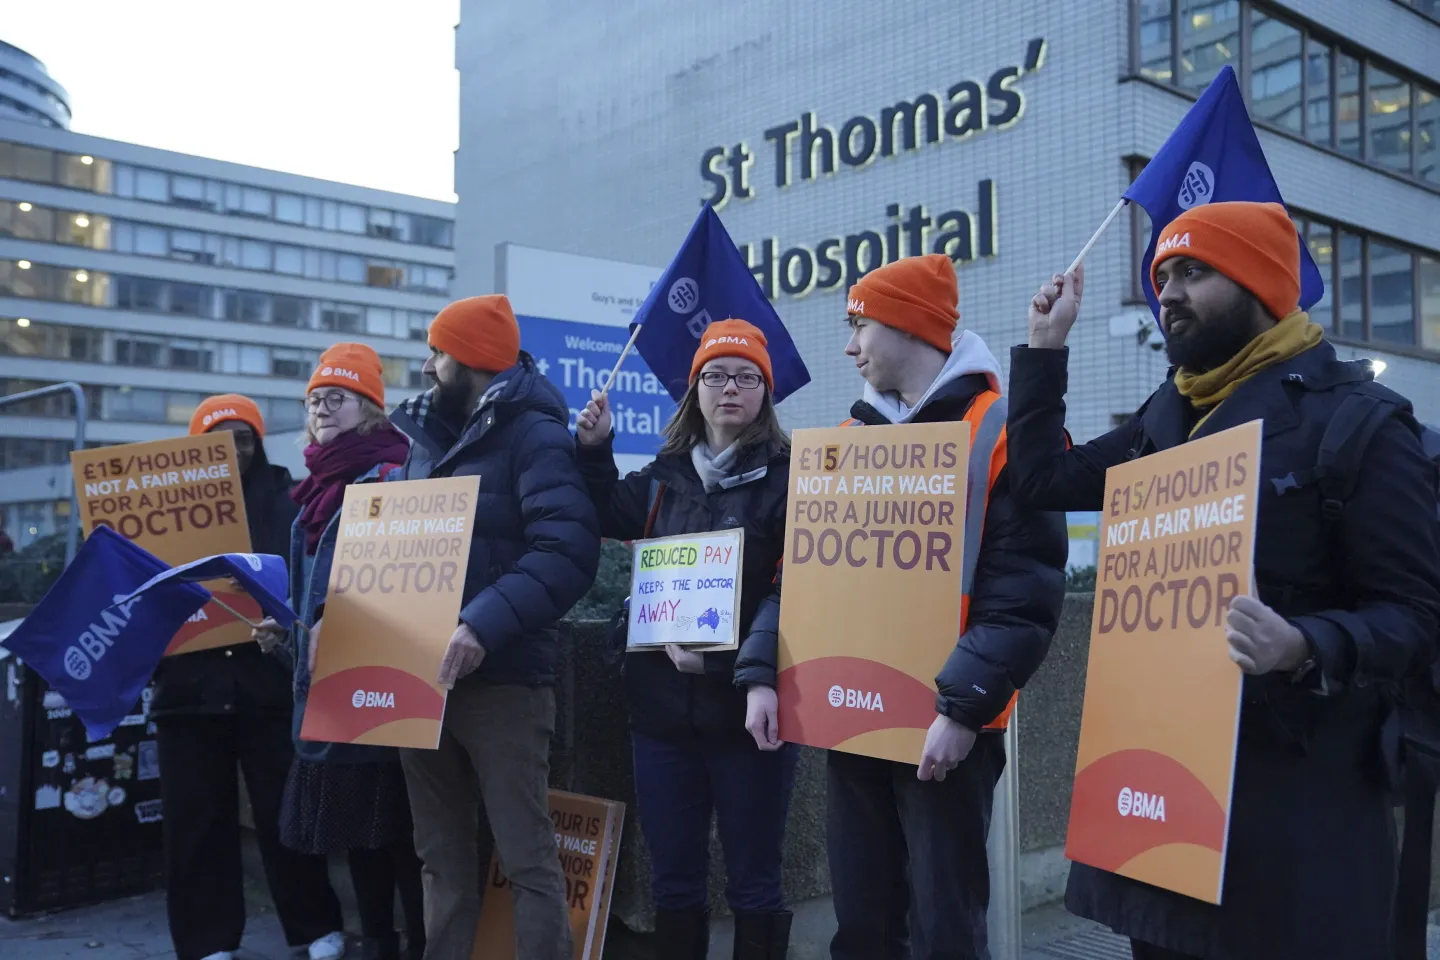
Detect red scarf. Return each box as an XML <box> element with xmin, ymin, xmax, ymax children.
<box><xmin>292</xmin><ymin>425</ymin><xmax>410</xmax><ymax>553</ymax></box>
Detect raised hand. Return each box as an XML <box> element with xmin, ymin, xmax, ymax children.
<box><xmin>1027</xmin><ymin>264</ymin><xmax>1085</xmax><ymax>350</ymax></box>
<box><xmin>575</xmin><ymin>390</ymin><xmax>613</xmax><ymax>447</ymax></box>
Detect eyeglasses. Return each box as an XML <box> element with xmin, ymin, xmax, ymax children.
<box><xmin>304</xmin><ymin>391</ymin><xmax>354</xmax><ymax>413</ymax></box>
<box><xmin>698</xmin><ymin>371</ymin><xmax>764</xmax><ymax>390</ymax></box>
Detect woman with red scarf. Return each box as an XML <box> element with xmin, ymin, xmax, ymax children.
<box><xmin>254</xmin><ymin>343</ymin><xmax>423</xmax><ymax>960</ymax></box>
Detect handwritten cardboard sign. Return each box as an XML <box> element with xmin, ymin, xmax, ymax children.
<box><xmin>776</xmin><ymin>422</ymin><xmax>970</xmax><ymax>764</ymax></box>
<box><xmin>472</xmin><ymin>789</ymin><xmax>625</xmax><ymax>960</ymax></box>
<box><xmin>71</xmin><ymin>433</ymin><xmax>254</xmax><ymax>656</ymax></box>
<box><xmin>1065</xmin><ymin>420</ymin><xmax>1261</xmax><ymax>904</ymax></box>
<box><xmin>626</xmin><ymin>528</ymin><xmax>743</xmax><ymax>652</ymax></box>
<box><xmin>300</xmin><ymin>476</ymin><xmax>478</xmax><ymax>749</ymax></box>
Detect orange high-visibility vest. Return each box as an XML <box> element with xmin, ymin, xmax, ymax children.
<box><xmin>842</xmin><ymin>389</ymin><xmax>1016</xmax><ymax>730</ymax></box>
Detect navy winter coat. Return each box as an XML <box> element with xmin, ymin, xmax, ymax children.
<box><xmin>390</xmin><ymin>354</ymin><xmax>601</xmax><ymax>687</ymax></box>
<box><xmin>577</xmin><ymin>435</ymin><xmax>788</xmax><ymax>741</ymax></box>
<box><xmin>1007</xmin><ymin>340</ymin><xmax>1440</xmax><ymax>960</ymax></box>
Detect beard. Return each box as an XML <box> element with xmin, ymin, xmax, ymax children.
<box><xmin>1163</xmin><ymin>292</ymin><xmax>1259</xmax><ymax>372</ymax></box>
<box><xmin>430</xmin><ymin>374</ymin><xmax>473</xmax><ymax>419</ymax></box>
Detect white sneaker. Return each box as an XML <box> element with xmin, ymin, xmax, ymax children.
<box><xmin>199</xmin><ymin>954</ymin><xmax>234</xmax><ymax>960</ymax></box>
<box><xmin>308</xmin><ymin>931</ymin><xmax>347</xmax><ymax>960</ymax></box>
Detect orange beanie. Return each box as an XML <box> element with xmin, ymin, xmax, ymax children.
<box><xmin>428</xmin><ymin>295</ymin><xmax>521</xmax><ymax>373</ymax></box>
<box><xmin>1151</xmin><ymin>201</ymin><xmax>1301</xmax><ymax>321</ymax></box>
<box><xmin>307</xmin><ymin>342</ymin><xmax>385</xmax><ymax>408</ymax></box>
<box><xmin>846</xmin><ymin>253</ymin><xmax>959</xmax><ymax>354</ymax></box>
<box><xmin>190</xmin><ymin>394</ymin><xmax>265</xmax><ymax>437</ymax></box>
<box><xmin>689</xmin><ymin>319</ymin><xmax>774</xmax><ymax>390</ymax></box>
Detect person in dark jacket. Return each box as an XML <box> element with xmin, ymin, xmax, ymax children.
<box><xmin>155</xmin><ymin>395</ymin><xmax>345</xmax><ymax>960</ymax></box>
<box><xmin>381</xmin><ymin>295</ymin><xmax>601</xmax><ymax>959</ymax></box>
<box><xmin>736</xmin><ymin>254</ymin><xmax>1068</xmax><ymax>960</ymax></box>
<box><xmin>255</xmin><ymin>345</ymin><xmax>425</xmax><ymax>960</ymax></box>
<box><xmin>1012</xmin><ymin>200</ymin><xmax>1440</xmax><ymax>960</ymax></box>
<box><xmin>575</xmin><ymin>319</ymin><xmax>797</xmax><ymax>960</ymax></box>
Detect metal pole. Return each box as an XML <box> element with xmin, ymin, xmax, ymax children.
<box><xmin>0</xmin><ymin>382</ymin><xmax>88</xmax><ymax>565</ymax></box>
<box><xmin>986</xmin><ymin>709</ymin><xmax>1023</xmax><ymax>960</ymax></box>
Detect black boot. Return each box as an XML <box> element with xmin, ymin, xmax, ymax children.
<box><xmin>356</xmin><ymin>932</ymin><xmax>401</xmax><ymax>960</ymax></box>
<box><xmin>654</xmin><ymin>907</ymin><xmax>710</xmax><ymax>960</ymax></box>
<box><xmin>732</xmin><ymin>911</ymin><xmax>792</xmax><ymax>960</ymax></box>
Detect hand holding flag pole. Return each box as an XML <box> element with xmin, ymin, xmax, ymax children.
<box><xmin>597</xmin><ymin>323</ymin><xmax>644</xmax><ymax>400</ymax></box>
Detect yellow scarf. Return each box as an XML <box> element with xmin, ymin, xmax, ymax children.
<box><xmin>1174</xmin><ymin>310</ymin><xmax>1324</xmax><ymax>435</ymax></box>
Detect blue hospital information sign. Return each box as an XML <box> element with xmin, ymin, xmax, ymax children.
<box><xmin>518</xmin><ymin>313</ymin><xmax>676</xmax><ymax>458</ymax></box>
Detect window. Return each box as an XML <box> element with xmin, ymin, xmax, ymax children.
<box><xmin>369</xmin><ymin>264</ymin><xmax>404</xmax><ymax>289</ymax></box>
<box><xmin>105</xmin><ymin>386</ymin><xmax>167</xmax><ymax>422</ymax></box>
<box><xmin>319</xmin><ymin>302</ymin><xmax>363</xmax><ymax>333</ymax></box>
<box><xmin>218</xmin><ymin>343</ymin><xmax>270</xmax><ymax>375</ymax></box>
<box><xmin>116</xmin><ymin>275</ymin><xmax>164</xmax><ymax>312</ymax></box>
<box><xmin>272</xmin><ymin>348</ymin><xmax>316</xmax><ymax>379</ymax></box>
<box><xmin>113</xmin><ymin>164</ymin><xmax>135</xmax><ymax>198</ymax></box>
<box><xmin>272</xmin><ymin>295</ymin><xmax>312</xmax><ymax>327</ymax></box>
<box><xmin>59</xmin><ymin>210</ymin><xmax>108</xmax><ymax>249</ymax></box>
<box><xmin>366</xmin><ymin>306</ymin><xmax>396</xmax><ymax>337</ymax></box>
<box><xmin>239</xmin><ymin>239</ymin><xmax>271</xmax><ymax>271</ymax></box>
<box><xmin>0</xmin><ymin>141</ymin><xmax>55</xmax><ymax>182</ymax></box>
<box><xmin>1368</xmin><ymin>69</ymin><xmax>1412</xmax><ymax>172</ymax></box>
<box><xmin>1177</xmin><ymin>1</ymin><xmax>1238</xmax><ymax>94</ymax></box>
<box><xmin>0</xmin><ymin>199</ymin><xmax>55</xmax><ymax>242</ymax></box>
<box><xmin>1335</xmin><ymin>53</ymin><xmax>1362</xmax><ymax>158</ymax></box>
<box><xmin>409</xmin><ymin>215</ymin><xmax>453</xmax><ymax>248</ymax></box>
<box><xmin>1249</xmin><ymin>12</ymin><xmax>1302</xmax><ymax>133</ymax></box>
<box><xmin>406</xmin><ymin>310</ymin><xmax>429</xmax><ymax>341</ymax></box>
<box><xmin>1304</xmin><ymin>39</ymin><xmax>1332</xmax><ymax>146</ymax></box>
<box><xmin>304</xmin><ymin>197</ymin><xmax>322</xmax><ymax>228</ymax></box>
<box><xmin>267</xmin><ymin>398</ymin><xmax>306</xmax><ymax>431</ymax></box>
<box><xmin>239</xmin><ymin>186</ymin><xmax>272</xmax><ymax>218</ymax></box>
<box><xmin>425</xmin><ymin>266</ymin><xmax>450</xmax><ymax>294</ymax></box>
<box><xmin>275</xmin><ymin>193</ymin><xmax>304</xmax><ymax>224</ymax></box>
<box><xmin>337</xmin><ymin>255</ymin><xmax>365</xmax><ymax>284</ymax></box>
<box><xmin>1368</xmin><ymin>241</ymin><xmax>1414</xmax><ymax>344</ymax></box>
<box><xmin>114</xmin><ymin>336</ymin><xmax>164</xmax><ymax>367</ymax></box>
<box><xmin>321</xmin><ymin>200</ymin><xmax>338</xmax><ymax>231</ymax></box>
<box><xmin>1421</xmin><ymin>256</ymin><xmax>1440</xmax><ymax>351</ymax></box>
<box><xmin>1303</xmin><ymin>220</ymin><xmax>1335</xmax><ymax>330</ymax></box>
<box><xmin>135</xmin><ymin>168</ymin><xmax>168</xmax><ymax>202</ymax></box>
<box><xmin>133</xmin><ymin>224</ymin><xmax>167</xmax><ymax>257</ymax></box>
<box><xmin>368</xmin><ymin>208</ymin><xmax>397</xmax><ymax>239</ymax></box>
<box><xmin>169</xmin><ymin>283</ymin><xmax>209</xmax><ymax>317</ymax></box>
<box><xmin>1415</xmin><ymin>85</ymin><xmax>1439</xmax><ymax>184</ymax></box>
<box><xmin>57</xmin><ymin>153</ymin><xmax>109</xmax><ymax>192</ymax></box>
<box><xmin>274</xmin><ymin>245</ymin><xmax>304</xmax><ymax>275</ymax></box>
<box><xmin>337</xmin><ymin>204</ymin><xmax>366</xmax><ymax>234</ymax></box>
<box><xmin>223</xmin><ymin>290</ymin><xmax>270</xmax><ymax>324</ymax></box>
<box><xmin>168</xmin><ymin>339</ymin><xmax>213</xmax><ymax>372</ymax></box>
<box><xmin>171</xmin><ymin>176</ymin><xmax>209</xmax><ymax>209</ymax></box>
<box><xmin>170</xmin><ymin>230</ymin><xmax>213</xmax><ymax>264</ymax></box>
<box><xmin>382</xmin><ymin>356</ymin><xmax>409</xmax><ymax>387</ymax></box>
<box><xmin>1338</xmin><ymin>230</ymin><xmax>1365</xmax><ymax>339</ymax></box>
<box><xmin>407</xmin><ymin>359</ymin><xmax>426</xmax><ymax>388</ymax></box>
<box><xmin>166</xmin><ymin>393</ymin><xmax>204</xmax><ymax>426</ymax></box>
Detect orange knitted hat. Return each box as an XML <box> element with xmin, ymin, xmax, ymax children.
<box><xmin>307</xmin><ymin>342</ymin><xmax>385</xmax><ymax>408</ymax></box>
<box><xmin>190</xmin><ymin>394</ymin><xmax>265</xmax><ymax>437</ymax></box>
<box><xmin>846</xmin><ymin>253</ymin><xmax>959</xmax><ymax>354</ymax></box>
<box><xmin>428</xmin><ymin>295</ymin><xmax>521</xmax><ymax>373</ymax></box>
<box><xmin>1151</xmin><ymin>201</ymin><xmax>1301</xmax><ymax>321</ymax></box>
<box><xmin>689</xmin><ymin>319</ymin><xmax>774</xmax><ymax>390</ymax></box>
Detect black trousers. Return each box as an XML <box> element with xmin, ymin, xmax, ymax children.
<box><xmin>1395</xmin><ymin>764</ymin><xmax>1436</xmax><ymax>960</ymax></box>
<box><xmin>826</xmin><ymin>733</ymin><xmax>1005</xmax><ymax>960</ymax></box>
<box><xmin>348</xmin><ymin>842</ymin><xmax>425</xmax><ymax>943</ymax></box>
<box><xmin>156</xmin><ymin>714</ymin><xmax>342</xmax><ymax>959</ymax></box>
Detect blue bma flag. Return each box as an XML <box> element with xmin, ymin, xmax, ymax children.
<box><xmin>119</xmin><ymin>552</ymin><xmax>298</xmax><ymax>628</ymax></box>
<box><xmin>1123</xmin><ymin>64</ymin><xmax>1324</xmax><ymax>320</ymax></box>
<box><xmin>632</xmin><ymin>206</ymin><xmax>811</xmax><ymax>403</ymax></box>
<box><xmin>1</xmin><ymin>526</ymin><xmax>210</xmax><ymax>741</ymax></box>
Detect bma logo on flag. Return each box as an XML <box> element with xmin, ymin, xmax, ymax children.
<box><xmin>1177</xmin><ymin>161</ymin><xmax>1215</xmax><ymax>210</ymax></box>
<box><xmin>667</xmin><ymin>277</ymin><xmax>700</xmax><ymax>314</ymax></box>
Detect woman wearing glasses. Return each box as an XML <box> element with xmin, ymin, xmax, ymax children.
<box><xmin>253</xmin><ymin>344</ymin><xmax>424</xmax><ymax>960</ymax></box>
<box><xmin>575</xmin><ymin>320</ymin><xmax>797</xmax><ymax>960</ymax></box>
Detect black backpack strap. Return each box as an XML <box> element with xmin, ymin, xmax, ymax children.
<box><xmin>1312</xmin><ymin>390</ymin><xmax>1403</xmax><ymax>522</ymax></box>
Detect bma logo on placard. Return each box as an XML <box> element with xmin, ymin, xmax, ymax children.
<box><xmin>1177</xmin><ymin>161</ymin><xmax>1215</xmax><ymax>210</ymax></box>
<box><xmin>827</xmin><ymin>684</ymin><xmax>885</xmax><ymax>712</ymax></box>
<box><xmin>1117</xmin><ymin>786</ymin><xmax>1167</xmax><ymax>822</ymax></box>
<box><xmin>352</xmin><ymin>689</ymin><xmax>396</xmax><ymax>709</ymax></box>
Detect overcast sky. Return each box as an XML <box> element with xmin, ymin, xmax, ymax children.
<box><xmin>5</xmin><ymin>0</ymin><xmax>459</xmax><ymax>201</ymax></box>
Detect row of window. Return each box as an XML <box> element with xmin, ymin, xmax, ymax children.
<box><xmin>0</xmin><ymin>378</ymin><xmax>312</xmax><ymax>432</ymax></box>
<box><xmin>0</xmin><ymin>259</ymin><xmax>436</xmax><ymax>341</ymax></box>
<box><xmin>0</xmin><ymin>95</ymin><xmax>62</xmax><ymax>130</ymax></box>
<box><xmin>0</xmin><ymin>438</ymin><xmax>107</xmax><ymax>472</ymax></box>
<box><xmin>1127</xmin><ymin>162</ymin><xmax>1440</xmax><ymax>351</ymax></box>
<box><xmin>1133</xmin><ymin>0</ymin><xmax>1438</xmax><ymax>183</ymax></box>
<box><xmin>1391</xmin><ymin>0</ymin><xmax>1439</xmax><ymax>24</ymax></box>
<box><xmin>0</xmin><ymin>141</ymin><xmax>454</xmax><ymax>247</ymax></box>
<box><xmin>0</xmin><ymin>199</ymin><xmax>452</xmax><ymax>294</ymax></box>
<box><xmin>0</xmin><ymin>317</ymin><xmax>427</xmax><ymax>387</ymax></box>
<box><xmin>0</xmin><ymin>66</ymin><xmax>69</xmax><ymax>120</ymax></box>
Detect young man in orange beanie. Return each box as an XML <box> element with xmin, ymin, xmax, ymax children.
<box><xmin>1011</xmin><ymin>200</ymin><xmax>1440</xmax><ymax>959</ymax></box>
<box><xmin>739</xmin><ymin>253</ymin><xmax>1068</xmax><ymax>959</ymax></box>
<box><xmin>385</xmin><ymin>294</ymin><xmax>600</xmax><ymax>959</ymax></box>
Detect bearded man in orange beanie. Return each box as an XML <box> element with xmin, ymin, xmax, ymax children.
<box><xmin>738</xmin><ymin>253</ymin><xmax>1067</xmax><ymax>959</ymax></box>
<box><xmin>1011</xmin><ymin>201</ymin><xmax>1440</xmax><ymax>960</ymax></box>
<box><xmin>381</xmin><ymin>294</ymin><xmax>599</xmax><ymax>959</ymax></box>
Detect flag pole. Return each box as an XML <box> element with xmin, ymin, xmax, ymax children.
<box><xmin>210</xmin><ymin>594</ymin><xmax>263</xmax><ymax>627</ymax></box>
<box><xmin>1066</xmin><ymin>198</ymin><xmax>1129</xmax><ymax>275</ymax></box>
<box><xmin>598</xmin><ymin>324</ymin><xmax>643</xmax><ymax>400</ymax></box>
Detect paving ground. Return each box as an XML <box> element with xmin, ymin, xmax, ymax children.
<box><xmin>7</xmin><ymin>885</ymin><xmax>1440</xmax><ymax>960</ymax></box>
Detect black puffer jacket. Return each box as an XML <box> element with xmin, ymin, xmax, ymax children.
<box><xmin>579</xmin><ymin>434</ymin><xmax>788</xmax><ymax>742</ymax></box>
<box><xmin>390</xmin><ymin>354</ymin><xmax>601</xmax><ymax>687</ymax></box>
<box><xmin>1007</xmin><ymin>341</ymin><xmax>1440</xmax><ymax>960</ymax></box>
<box><xmin>734</xmin><ymin>372</ymin><xmax>1068</xmax><ymax>731</ymax></box>
<box><xmin>151</xmin><ymin>445</ymin><xmax>297</xmax><ymax>718</ymax></box>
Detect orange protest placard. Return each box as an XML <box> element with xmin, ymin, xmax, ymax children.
<box><xmin>776</xmin><ymin>422</ymin><xmax>970</xmax><ymax>764</ymax></box>
<box><xmin>300</xmin><ymin>476</ymin><xmax>478</xmax><ymax>750</ymax></box>
<box><xmin>1065</xmin><ymin>420</ymin><xmax>1261</xmax><ymax>904</ymax></box>
<box><xmin>472</xmin><ymin>790</ymin><xmax>625</xmax><ymax>960</ymax></box>
<box><xmin>71</xmin><ymin>433</ymin><xmax>255</xmax><ymax>656</ymax></box>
